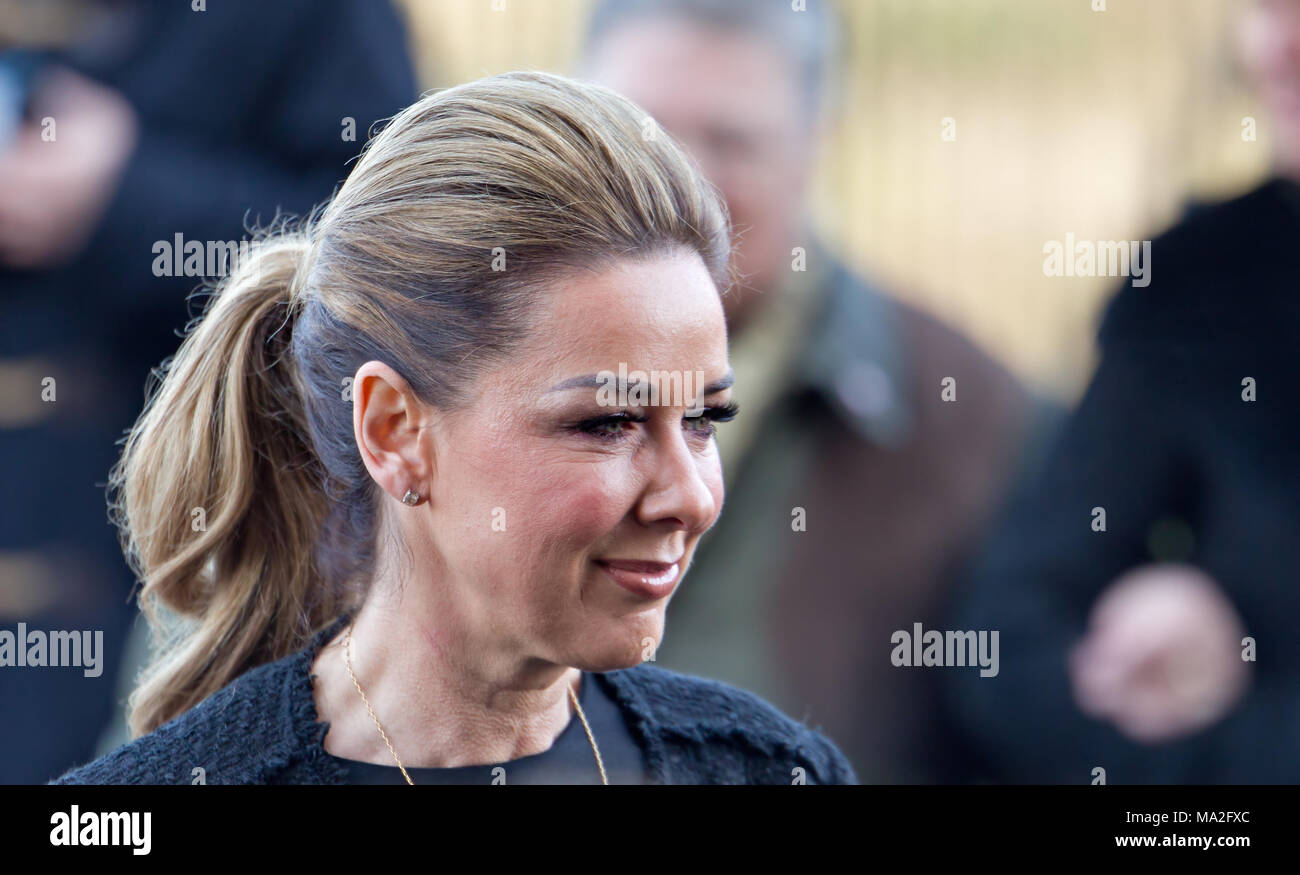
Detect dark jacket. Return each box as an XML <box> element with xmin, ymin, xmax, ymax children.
<box><xmin>1</xmin><ymin>0</ymin><xmax>417</xmax><ymax>783</ymax></box>
<box><xmin>50</xmin><ymin>614</ymin><xmax>858</xmax><ymax>785</ymax></box>
<box><xmin>943</xmin><ymin>176</ymin><xmax>1300</xmax><ymax>783</ymax></box>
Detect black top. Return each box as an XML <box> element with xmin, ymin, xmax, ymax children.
<box><xmin>328</xmin><ymin>672</ymin><xmax>648</xmax><ymax>785</ymax></box>
<box><xmin>51</xmin><ymin>611</ymin><xmax>858</xmax><ymax>785</ymax></box>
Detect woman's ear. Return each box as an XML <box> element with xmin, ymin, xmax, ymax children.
<box><xmin>352</xmin><ymin>360</ymin><xmax>434</xmax><ymax>506</ymax></box>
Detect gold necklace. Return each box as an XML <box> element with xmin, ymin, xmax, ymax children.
<box><xmin>341</xmin><ymin>626</ymin><xmax>608</xmax><ymax>785</ymax></box>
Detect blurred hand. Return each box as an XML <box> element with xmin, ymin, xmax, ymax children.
<box><xmin>0</xmin><ymin>65</ymin><xmax>137</xmax><ymax>269</ymax></box>
<box><xmin>1069</xmin><ymin>562</ymin><xmax>1251</xmax><ymax>744</ymax></box>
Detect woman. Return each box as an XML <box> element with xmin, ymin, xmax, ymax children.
<box><xmin>50</xmin><ymin>71</ymin><xmax>856</xmax><ymax>785</ymax></box>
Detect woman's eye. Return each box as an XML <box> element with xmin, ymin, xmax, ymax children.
<box><xmin>576</xmin><ymin>413</ymin><xmax>644</xmax><ymax>440</ymax></box>
<box><xmin>574</xmin><ymin>402</ymin><xmax>737</xmax><ymax>442</ymax></box>
<box><xmin>684</xmin><ymin>401</ymin><xmax>740</xmax><ymax>438</ymax></box>
<box><xmin>683</xmin><ymin>414</ymin><xmax>717</xmax><ymax>436</ymax></box>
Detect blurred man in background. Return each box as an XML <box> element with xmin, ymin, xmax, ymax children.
<box><xmin>944</xmin><ymin>0</ymin><xmax>1300</xmax><ymax>783</ymax></box>
<box><xmin>582</xmin><ymin>0</ymin><xmax>1061</xmax><ymax>783</ymax></box>
<box><xmin>0</xmin><ymin>0</ymin><xmax>416</xmax><ymax>782</ymax></box>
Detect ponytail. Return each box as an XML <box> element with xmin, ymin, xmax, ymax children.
<box><xmin>114</xmin><ymin>233</ymin><xmax>347</xmax><ymax>737</ymax></box>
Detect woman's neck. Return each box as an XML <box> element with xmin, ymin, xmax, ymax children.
<box><xmin>311</xmin><ymin>585</ymin><xmax>582</xmax><ymax>769</ymax></box>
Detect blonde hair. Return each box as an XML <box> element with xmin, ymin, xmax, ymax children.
<box><xmin>113</xmin><ymin>71</ymin><xmax>732</xmax><ymax>736</ymax></box>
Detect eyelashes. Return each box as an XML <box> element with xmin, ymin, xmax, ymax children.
<box><xmin>574</xmin><ymin>401</ymin><xmax>740</xmax><ymax>443</ymax></box>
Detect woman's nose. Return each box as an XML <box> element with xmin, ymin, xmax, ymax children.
<box><xmin>635</xmin><ymin>430</ymin><xmax>719</xmax><ymax>533</ymax></box>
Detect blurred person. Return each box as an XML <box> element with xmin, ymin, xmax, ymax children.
<box><xmin>0</xmin><ymin>0</ymin><xmax>416</xmax><ymax>782</ymax></box>
<box><xmin>580</xmin><ymin>0</ymin><xmax>1061</xmax><ymax>783</ymax></box>
<box><xmin>52</xmin><ymin>72</ymin><xmax>856</xmax><ymax>785</ymax></box>
<box><xmin>943</xmin><ymin>0</ymin><xmax>1300</xmax><ymax>783</ymax></box>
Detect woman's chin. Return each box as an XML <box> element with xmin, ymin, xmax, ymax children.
<box><xmin>578</xmin><ymin>620</ymin><xmax>666</xmax><ymax>671</ymax></box>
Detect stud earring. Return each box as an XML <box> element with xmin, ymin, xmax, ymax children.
<box><xmin>401</xmin><ymin>489</ymin><xmax>419</xmax><ymax>506</ymax></box>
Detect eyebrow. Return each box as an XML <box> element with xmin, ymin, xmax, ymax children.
<box><xmin>548</xmin><ymin>368</ymin><xmax>735</xmax><ymax>394</ymax></box>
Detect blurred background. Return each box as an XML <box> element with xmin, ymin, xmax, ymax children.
<box><xmin>4</xmin><ymin>0</ymin><xmax>1295</xmax><ymax>786</ymax></box>
<box><xmin>401</xmin><ymin>0</ymin><xmax>1264</xmax><ymax>399</ymax></box>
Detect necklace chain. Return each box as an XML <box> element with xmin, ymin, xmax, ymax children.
<box><xmin>341</xmin><ymin>626</ymin><xmax>607</xmax><ymax>785</ymax></box>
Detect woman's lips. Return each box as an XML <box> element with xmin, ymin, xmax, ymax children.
<box><xmin>596</xmin><ymin>558</ymin><xmax>681</xmax><ymax>598</ymax></box>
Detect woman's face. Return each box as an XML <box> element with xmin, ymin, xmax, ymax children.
<box><xmin>1240</xmin><ymin>0</ymin><xmax>1300</xmax><ymax>172</ymax></box>
<box><xmin>359</xmin><ymin>249</ymin><xmax>732</xmax><ymax>673</ymax></box>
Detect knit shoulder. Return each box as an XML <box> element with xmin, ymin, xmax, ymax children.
<box><xmin>50</xmin><ymin>649</ymin><xmax>309</xmax><ymax>785</ymax></box>
<box><xmin>600</xmin><ymin>662</ymin><xmax>858</xmax><ymax>784</ymax></box>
